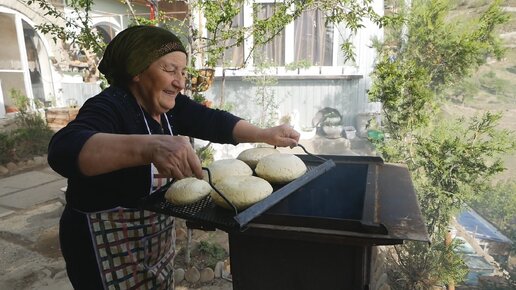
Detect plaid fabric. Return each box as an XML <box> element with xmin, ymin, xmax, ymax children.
<box><xmin>88</xmin><ymin>208</ymin><xmax>176</xmax><ymax>290</ymax></box>
<box><xmin>152</xmin><ymin>164</ymin><xmax>171</xmax><ymax>189</ymax></box>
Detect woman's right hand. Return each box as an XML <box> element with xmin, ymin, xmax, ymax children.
<box><xmin>77</xmin><ymin>133</ymin><xmax>203</xmax><ymax>178</ymax></box>
<box><xmin>149</xmin><ymin>135</ymin><xmax>203</xmax><ymax>180</ymax></box>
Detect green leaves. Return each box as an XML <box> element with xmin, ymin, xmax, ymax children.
<box><xmin>414</xmin><ymin>113</ymin><xmax>513</xmax><ymax>200</ymax></box>
<box><xmin>369</xmin><ymin>56</ymin><xmax>435</xmax><ymax>135</ymax></box>
<box><xmin>24</xmin><ymin>0</ymin><xmax>105</xmax><ymax>55</ymax></box>
<box><xmin>370</xmin><ymin>0</ymin><xmax>514</xmax><ymax>287</ymax></box>
<box><xmin>0</xmin><ymin>90</ymin><xmax>54</xmax><ymax>164</ymax></box>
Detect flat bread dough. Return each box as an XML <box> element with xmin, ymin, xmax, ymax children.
<box><xmin>237</xmin><ymin>147</ymin><xmax>280</xmax><ymax>169</ymax></box>
<box><xmin>210</xmin><ymin>175</ymin><xmax>273</xmax><ymax>210</ymax></box>
<box><xmin>255</xmin><ymin>153</ymin><xmax>307</xmax><ymax>184</ymax></box>
<box><xmin>203</xmin><ymin>158</ymin><xmax>253</xmax><ymax>185</ymax></box>
<box><xmin>165</xmin><ymin>177</ymin><xmax>211</xmax><ymax>205</ymax></box>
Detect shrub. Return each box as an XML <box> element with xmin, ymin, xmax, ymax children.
<box><xmin>0</xmin><ymin>89</ymin><xmax>54</xmax><ymax>165</ymax></box>
<box><xmin>9</xmin><ymin>126</ymin><xmax>53</xmax><ymax>161</ymax></box>
<box><xmin>0</xmin><ymin>133</ymin><xmax>14</xmax><ymax>164</ymax></box>
<box><xmin>197</xmin><ymin>240</ymin><xmax>228</xmax><ymax>269</ymax></box>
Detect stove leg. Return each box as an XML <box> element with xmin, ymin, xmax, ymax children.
<box><xmin>185</xmin><ymin>228</ymin><xmax>192</xmax><ymax>264</ymax></box>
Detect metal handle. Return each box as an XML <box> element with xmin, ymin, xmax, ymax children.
<box><xmin>273</xmin><ymin>144</ymin><xmax>328</xmax><ymax>163</ymax></box>
<box><xmin>296</xmin><ymin>144</ymin><xmax>329</xmax><ymax>163</ymax></box>
<box><xmin>202</xmin><ymin>167</ymin><xmax>238</xmax><ymax>215</ymax></box>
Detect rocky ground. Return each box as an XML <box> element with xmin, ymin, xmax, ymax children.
<box><xmin>0</xmin><ymin>164</ymin><xmax>233</xmax><ymax>290</ymax></box>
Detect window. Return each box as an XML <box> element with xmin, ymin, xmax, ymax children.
<box><xmin>94</xmin><ymin>24</ymin><xmax>117</xmax><ymax>44</ymax></box>
<box><xmin>0</xmin><ymin>10</ymin><xmax>55</xmax><ymax>116</ymax></box>
<box><xmin>253</xmin><ymin>3</ymin><xmax>285</xmax><ymax>66</ymax></box>
<box><xmin>294</xmin><ymin>8</ymin><xmax>333</xmax><ymax>66</ymax></box>
<box><xmin>205</xmin><ymin>1</ymin><xmax>341</xmax><ymax>72</ymax></box>
<box><xmin>0</xmin><ymin>12</ymin><xmax>27</xmax><ymax>115</ymax></box>
<box><xmin>208</xmin><ymin>8</ymin><xmax>244</xmax><ymax>68</ymax></box>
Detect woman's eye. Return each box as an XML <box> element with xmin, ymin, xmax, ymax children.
<box><xmin>162</xmin><ymin>67</ymin><xmax>185</xmax><ymax>77</ymax></box>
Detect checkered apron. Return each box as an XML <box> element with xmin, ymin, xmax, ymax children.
<box><xmin>87</xmin><ymin>110</ymin><xmax>176</xmax><ymax>289</ymax></box>
<box><xmin>87</xmin><ymin>167</ymin><xmax>174</xmax><ymax>290</ymax></box>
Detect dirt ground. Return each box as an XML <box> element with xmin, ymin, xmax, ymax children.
<box><xmin>0</xmin><ymin>198</ymin><xmax>232</xmax><ymax>290</ymax></box>
<box><xmin>0</xmin><ymin>201</ymin><xmax>70</xmax><ymax>290</ymax></box>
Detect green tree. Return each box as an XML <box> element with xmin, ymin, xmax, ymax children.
<box><xmin>25</xmin><ymin>0</ymin><xmax>390</xmax><ymax>77</ymax></box>
<box><xmin>369</xmin><ymin>0</ymin><xmax>515</xmax><ymax>288</ymax></box>
<box><xmin>26</xmin><ymin>0</ymin><xmax>105</xmax><ymax>55</ymax></box>
<box><xmin>243</xmin><ymin>58</ymin><xmax>280</xmax><ymax>128</ymax></box>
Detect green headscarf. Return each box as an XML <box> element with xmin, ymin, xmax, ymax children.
<box><xmin>98</xmin><ymin>25</ymin><xmax>187</xmax><ymax>86</ymax></box>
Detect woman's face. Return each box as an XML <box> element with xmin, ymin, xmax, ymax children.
<box><xmin>130</xmin><ymin>51</ymin><xmax>187</xmax><ymax>118</ymax></box>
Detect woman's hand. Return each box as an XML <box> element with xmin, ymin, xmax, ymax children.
<box><xmin>259</xmin><ymin>124</ymin><xmax>300</xmax><ymax>148</ymax></box>
<box><xmin>233</xmin><ymin>121</ymin><xmax>300</xmax><ymax>148</ymax></box>
<box><xmin>149</xmin><ymin>135</ymin><xmax>203</xmax><ymax>180</ymax></box>
<box><xmin>77</xmin><ymin>133</ymin><xmax>203</xmax><ymax>179</ymax></box>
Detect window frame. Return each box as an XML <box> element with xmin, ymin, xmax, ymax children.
<box><xmin>205</xmin><ymin>0</ymin><xmax>359</xmax><ymax>77</ymax></box>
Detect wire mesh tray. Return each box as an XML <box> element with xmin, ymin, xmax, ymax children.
<box><xmin>139</xmin><ymin>145</ymin><xmax>336</xmax><ymax>232</ymax></box>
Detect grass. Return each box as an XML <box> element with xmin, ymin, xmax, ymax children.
<box><xmin>197</xmin><ymin>240</ymin><xmax>228</xmax><ymax>269</ymax></box>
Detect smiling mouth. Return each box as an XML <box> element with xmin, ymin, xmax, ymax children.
<box><xmin>163</xmin><ymin>90</ymin><xmax>176</xmax><ymax>96</ymax></box>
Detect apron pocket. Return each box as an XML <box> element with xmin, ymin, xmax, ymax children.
<box><xmin>140</xmin><ymin>223</ymin><xmax>175</xmax><ymax>271</ymax></box>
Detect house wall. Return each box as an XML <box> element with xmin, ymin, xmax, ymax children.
<box><xmin>61</xmin><ymin>82</ymin><xmax>102</xmax><ymax>107</ymax></box>
<box><xmin>0</xmin><ymin>1</ymin><xmax>69</xmax><ymax>110</ymax></box>
<box><xmin>0</xmin><ymin>0</ymin><xmax>67</xmax><ymax>66</ymax></box>
<box><xmin>91</xmin><ymin>0</ymin><xmax>145</xmax><ymax>30</ymax></box>
<box><xmin>201</xmin><ymin>0</ymin><xmax>384</xmax><ymax>134</ymax></box>
<box><xmin>0</xmin><ymin>0</ymin><xmax>383</xmax><ymax>130</ymax></box>
<box><xmin>204</xmin><ymin>76</ymin><xmax>369</xmax><ymax>131</ymax></box>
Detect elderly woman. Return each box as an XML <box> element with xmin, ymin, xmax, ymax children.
<box><xmin>48</xmin><ymin>25</ymin><xmax>299</xmax><ymax>289</ymax></box>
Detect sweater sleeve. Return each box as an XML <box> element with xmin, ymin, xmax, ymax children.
<box><xmin>47</xmin><ymin>94</ymin><xmax>125</xmax><ymax>179</ymax></box>
<box><xmin>170</xmin><ymin>94</ymin><xmax>242</xmax><ymax>144</ymax></box>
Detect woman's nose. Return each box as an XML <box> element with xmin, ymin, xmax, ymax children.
<box><xmin>173</xmin><ymin>74</ymin><xmax>185</xmax><ymax>90</ymax></box>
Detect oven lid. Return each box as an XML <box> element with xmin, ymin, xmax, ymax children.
<box><xmin>249</xmin><ymin>157</ymin><xmax>429</xmax><ymax>244</ymax></box>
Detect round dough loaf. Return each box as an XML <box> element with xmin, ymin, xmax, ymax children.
<box><xmin>203</xmin><ymin>158</ymin><xmax>253</xmax><ymax>185</ymax></box>
<box><xmin>210</xmin><ymin>175</ymin><xmax>273</xmax><ymax>210</ymax></box>
<box><xmin>237</xmin><ymin>147</ymin><xmax>280</xmax><ymax>169</ymax></box>
<box><xmin>255</xmin><ymin>153</ymin><xmax>307</xmax><ymax>184</ymax></box>
<box><xmin>165</xmin><ymin>177</ymin><xmax>211</xmax><ymax>205</ymax></box>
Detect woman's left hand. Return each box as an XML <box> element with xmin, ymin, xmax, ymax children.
<box><xmin>260</xmin><ymin>124</ymin><xmax>300</xmax><ymax>148</ymax></box>
<box><xmin>233</xmin><ymin>121</ymin><xmax>300</xmax><ymax>147</ymax></box>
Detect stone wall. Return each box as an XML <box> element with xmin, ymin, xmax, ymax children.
<box><xmin>0</xmin><ymin>155</ymin><xmax>48</xmax><ymax>177</ymax></box>
<box><xmin>45</xmin><ymin>107</ymin><xmax>79</xmax><ymax>131</ymax></box>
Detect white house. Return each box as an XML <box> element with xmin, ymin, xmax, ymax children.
<box><xmin>0</xmin><ymin>0</ymin><xmax>383</xmax><ymax>141</ymax></box>
<box><xmin>199</xmin><ymin>0</ymin><xmax>384</xmax><ymax>132</ymax></box>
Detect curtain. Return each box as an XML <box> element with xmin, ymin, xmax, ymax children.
<box><xmin>254</xmin><ymin>3</ymin><xmax>285</xmax><ymax>66</ymax></box>
<box><xmin>215</xmin><ymin>9</ymin><xmax>244</xmax><ymax>68</ymax></box>
<box><xmin>294</xmin><ymin>8</ymin><xmax>333</xmax><ymax>66</ymax></box>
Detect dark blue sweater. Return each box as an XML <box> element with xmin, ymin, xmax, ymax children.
<box><xmin>48</xmin><ymin>85</ymin><xmax>241</xmax><ymax>212</ymax></box>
